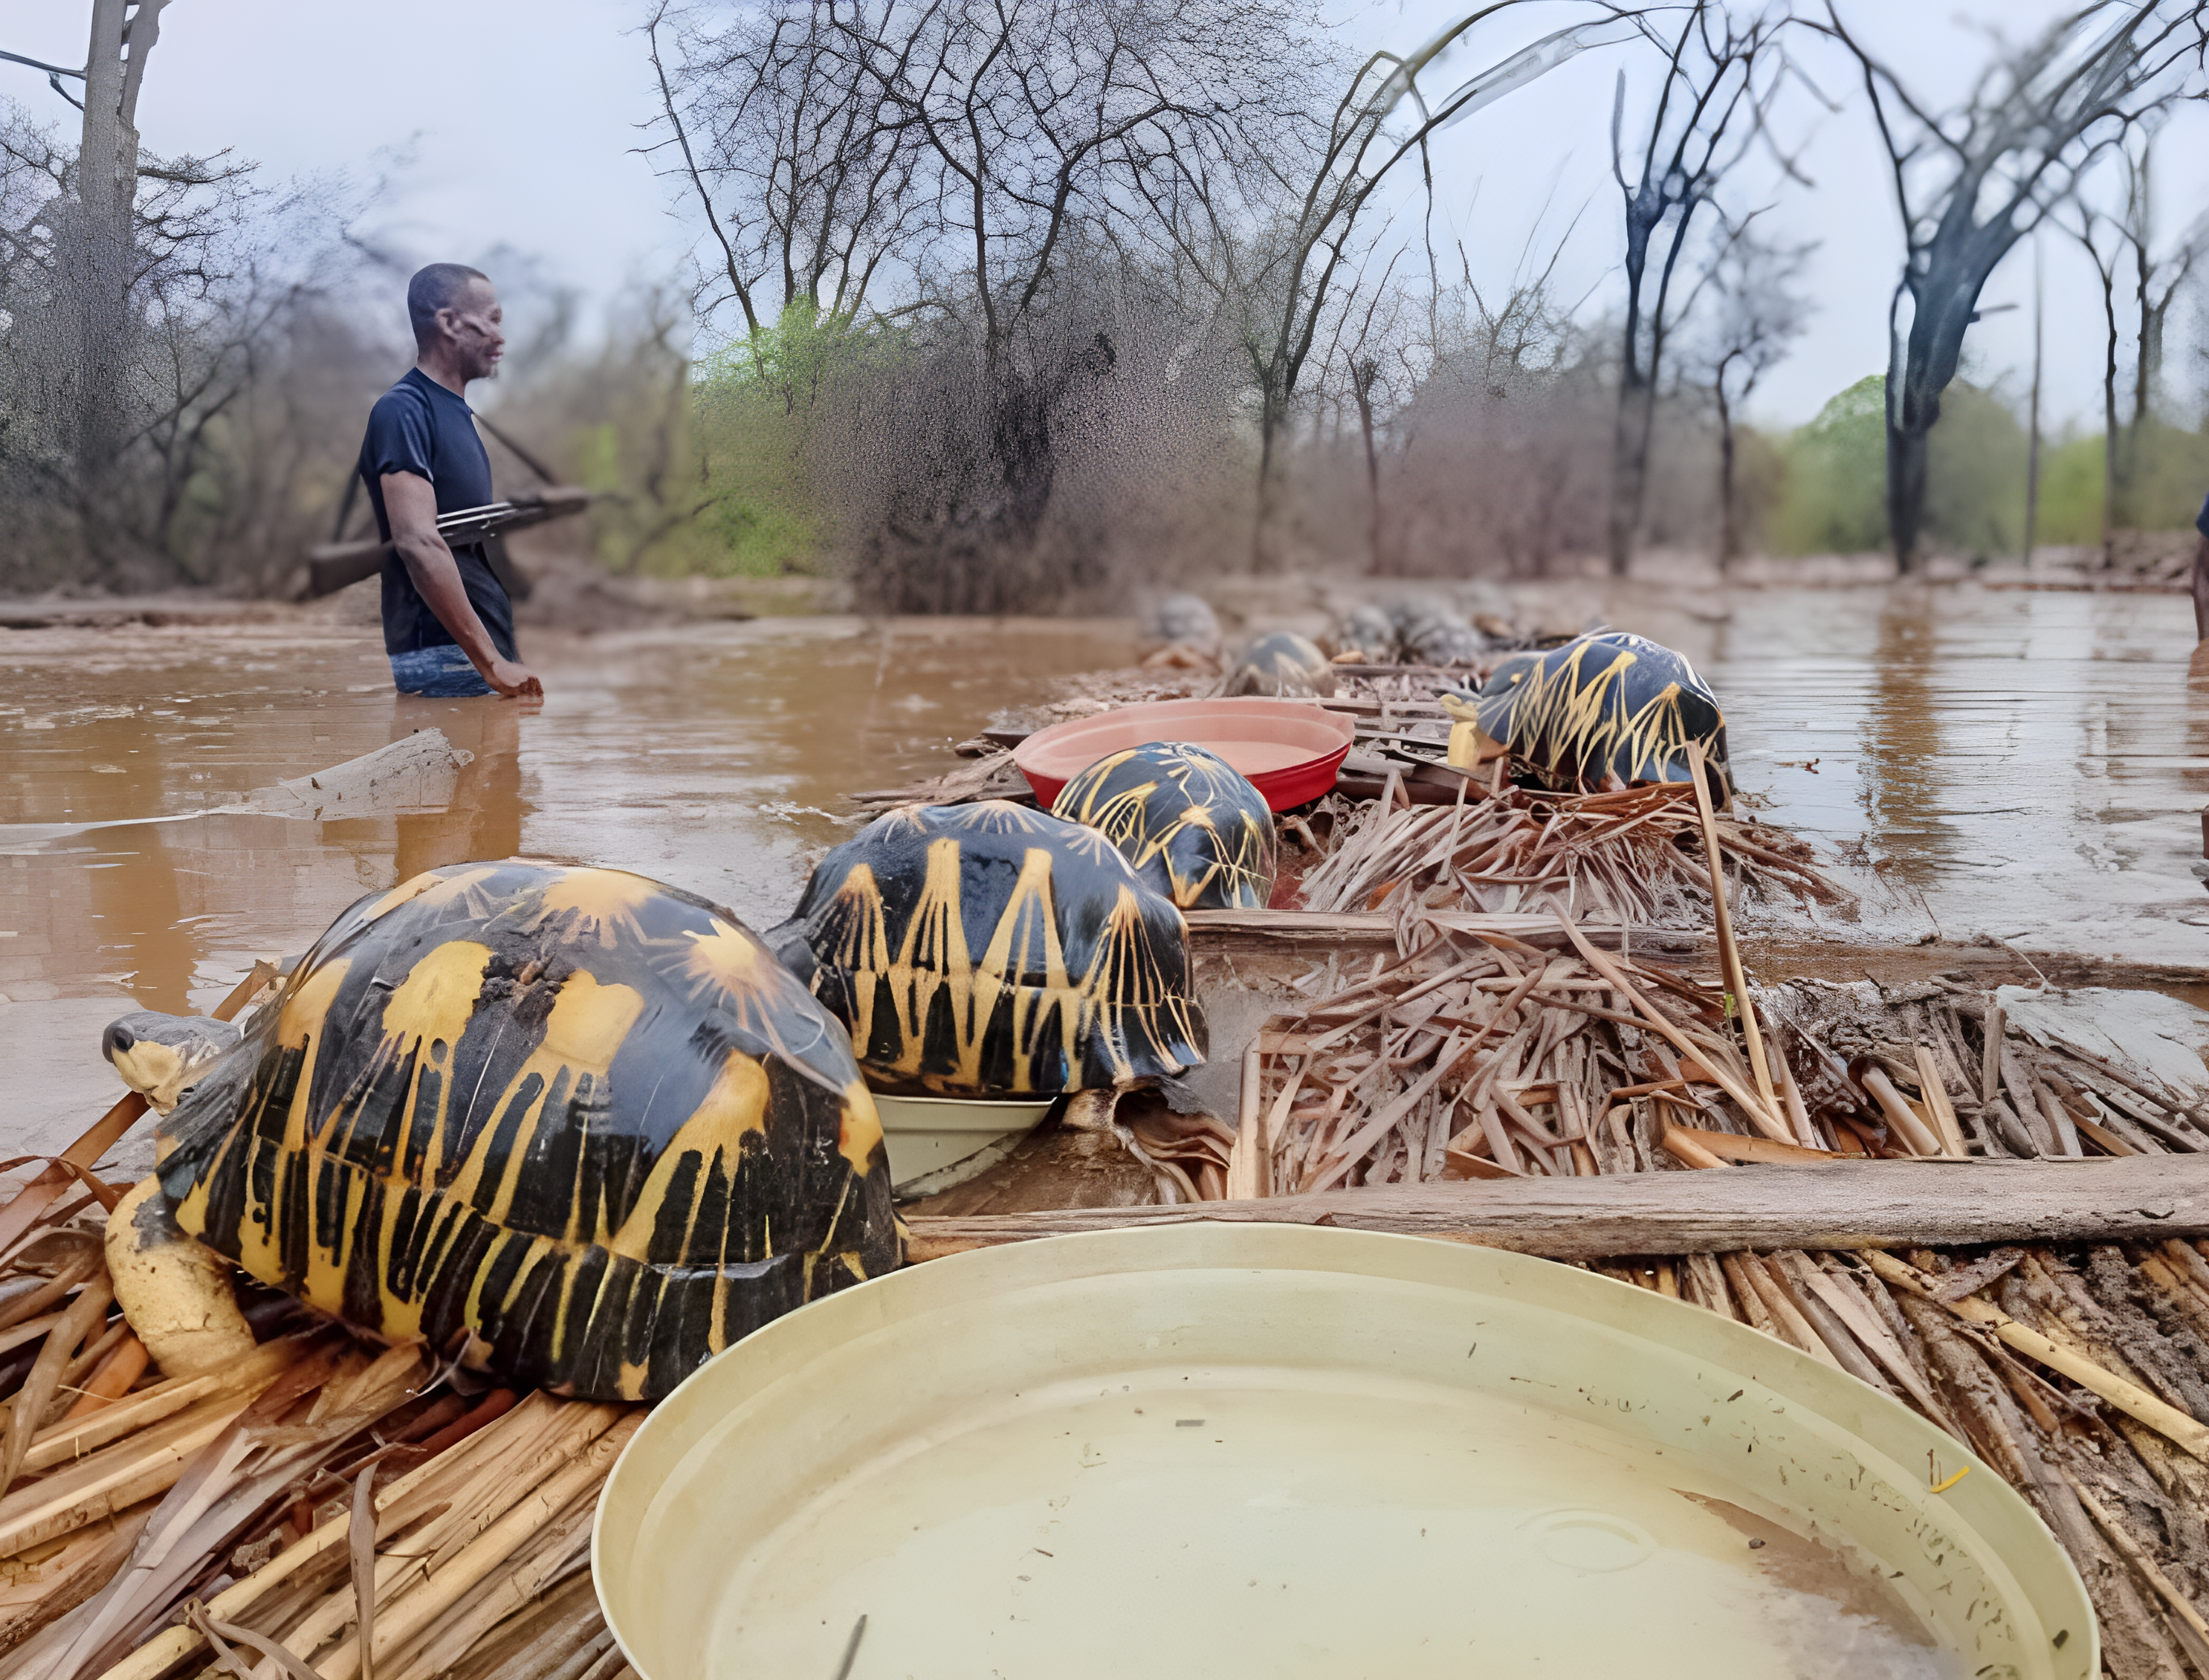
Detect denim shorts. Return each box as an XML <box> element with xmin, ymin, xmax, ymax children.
<box><xmin>390</xmin><ymin>644</ymin><xmax>495</xmax><ymax>698</ymax></box>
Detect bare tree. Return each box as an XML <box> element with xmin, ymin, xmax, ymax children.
<box><xmin>1386</xmin><ymin>237</ymin><xmax>1605</xmax><ymax>578</ymax></box>
<box><xmin>1605</xmin><ymin>0</ymin><xmax>1787</xmax><ymax>576</ymax></box>
<box><xmin>1819</xmin><ymin>1</ymin><xmax>2209</xmax><ymax>572</ymax></box>
<box><xmin>1696</xmin><ymin>222</ymin><xmax>1810</xmax><ymax>568</ymax></box>
<box><xmin>1</xmin><ymin>19</ymin><xmax>372</xmax><ymax>595</ymax></box>
<box><xmin>2059</xmin><ymin>126</ymin><xmax>2206</xmax><ymax>560</ymax></box>
<box><xmin>645</xmin><ymin>1</ymin><xmax>922</xmax><ymax>372</ymax></box>
<box><xmin>2112</xmin><ymin>123</ymin><xmax>2205</xmax><ymax>509</ymax></box>
<box><xmin>2063</xmin><ymin>177</ymin><xmax>2130</xmax><ymax>561</ymax></box>
<box><xmin>1144</xmin><ymin>5</ymin><xmax>1630</xmax><ymax>566</ymax></box>
<box><xmin>840</xmin><ymin>0</ymin><xmax>1332</xmax><ymax>594</ymax></box>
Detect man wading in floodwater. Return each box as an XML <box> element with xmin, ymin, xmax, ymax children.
<box><xmin>358</xmin><ymin>264</ymin><xmax>543</xmax><ymax>700</ymax></box>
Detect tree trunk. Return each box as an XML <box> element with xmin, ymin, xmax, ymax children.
<box><xmin>1352</xmin><ymin>362</ymin><xmax>1382</xmax><ymax>575</ymax></box>
<box><xmin>1250</xmin><ymin>371</ymin><xmax>1281</xmax><ymax>573</ymax></box>
<box><xmin>1885</xmin><ymin>413</ymin><xmax>1930</xmax><ymax>575</ymax></box>
<box><xmin>2098</xmin><ymin>260</ymin><xmax>2121</xmax><ymax>566</ymax></box>
<box><xmin>903</xmin><ymin>1155</ymin><xmax>2209</xmax><ymax>1261</ymax></box>
<box><xmin>1607</xmin><ymin>371</ymin><xmax>1650</xmax><ymax>578</ymax></box>
<box><xmin>68</xmin><ymin>0</ymin><xmax>173</xmax><ymax>589</ymax></box>
<box><xmin>1715</xmin><ymin>373</ymin><xmax>1737</xmax><ymax>572</ymax></box>
<box><xmin>2023</xmin><ymin>241</ymin><xmax>2043</xmax><ymax>568</ymax></box>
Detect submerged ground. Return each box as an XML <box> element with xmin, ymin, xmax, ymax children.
<box><xmin>3</xmin><ymin>579</ymin><xmax>2204</xmax><ymax>1151</ymax></box>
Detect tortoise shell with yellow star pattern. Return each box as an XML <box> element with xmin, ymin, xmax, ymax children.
<box><xmin>1050</xmin><ymin>741</ymin><xmax>1276</xmax><ymax>911</ymax></box>
<box><xmin>773</xmin><ymin>801</ymin><xmax>1207</xmax><ymax>1097</ymax></box>
<box><xmin>1472</xmin><ymin>630</ymin><xmax>1731</xmax><ymax>805</ymax></box>
<box><xmin>152</xmin><ymin>860</ymin><xmax>896</xmax><ymax>1402</ymax></box>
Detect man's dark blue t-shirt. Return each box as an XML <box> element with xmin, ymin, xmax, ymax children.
<box><xmin>2197</xmin><ymin>491</ymin><xmax>2209</xmax><ymax>540</ymax></box>
<box><xmin>357</xmin><ymin>368</ymin><xmax>517</xmax><ymax>660</ymax></box>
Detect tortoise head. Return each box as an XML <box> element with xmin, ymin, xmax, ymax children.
<box><xmin>101</xmin><ymin>1011</ymin><xmax>244</xmax><ymax>1114</ymax></box>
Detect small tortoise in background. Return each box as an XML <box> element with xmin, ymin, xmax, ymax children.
<box><xmin>1051</xmin><ymin>741</ymin><xmax>1276</xmax><ymax>911</ymax></box>
<box><xmin>1223</xmin><ymin>630</ymin><xmax>1336</xmax><ymax>699</ymax></box>
<box><xmin>104</xmin><ymin>861</ymin><xmax>896</xmax><ymax>1401</ymax></box>
<box><xmin>771</xmin><ymin>801</ymin><xmax>1207</xmax><ymax>1104</ymax></box>
<box><xmin>1455</xmin><ymin>630</ymin><xmax>1730</xmax><ymax>804</ymax></box>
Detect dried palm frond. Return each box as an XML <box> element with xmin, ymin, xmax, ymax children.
<box><xmin>1298</xmin><ymin>781</ymin><xmax>1843</xmax><ymax>927</ymax></box>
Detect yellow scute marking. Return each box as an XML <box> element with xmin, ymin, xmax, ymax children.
<box><xmin>363</xmin><ymin>864</ymin><xmax>500</xmax><ymax>923</ymax></box>
<box><xmin>453</xmin><ymin>971</ymin><xmax>645</xmax><ymax>1228</ymax></box>
<box><xmin>537</xmin><ymin>969</ymin><xmax>647</xmax><ymax>1068</ymax></box>
<box><xmin>604</xmin><ymin>1047</ymin><xmax>768</xmax><ymax>1261</ymax></box>
<box><xmin>684</xmin><ymin>919</ymin><xmax>766</xmax><ymax>995</ymax></box>
<box><xmin>838</xmin><ymin>1079</ymin><xmax>883</xmax><ymax>1172</ymax></box>
<box><xmin>278</xmin><ymin>957</ymin><xmax>352</xmax><ymax>1050</ymax></box>
<box><xmin>539</xmin><ymin>868</ymin><xmax>657</xmax><ymax>922</ymax></box>
<box><xmin>380</xmin><ymin>940</ymin><xmax>491</xmax><ymax>1047</ymax></box>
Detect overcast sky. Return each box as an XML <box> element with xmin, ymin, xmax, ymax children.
<box><xmin>4</xmin><ymin>0</ymin><xmax>2205</xmax><ymax>429</ymax></box>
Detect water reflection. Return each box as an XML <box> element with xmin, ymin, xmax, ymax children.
<box><xmin>1860</xmin><ymin>586</ymin><xmax>1945</xmax><ymax>886</ymax></box>
<box><xmin>1707</xmin><ymin>583</ymin><xmax>2207</xmax><ymax>962</ymax></box>
<box><xmin>1</xmin><ymin>616</ymin><xmax>1134</xmax><ymax>1017</ymax></box>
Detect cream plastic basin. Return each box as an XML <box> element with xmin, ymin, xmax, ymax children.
<box><xmin>595</xmin><ymin>1226</ymin><xmax>2094</xmax><ymax>1680</ymax></box>
<box><xmin>871</xmin><ymin>1091</ymin><xmax>1055</xmax><ymax>1192</ymax></box>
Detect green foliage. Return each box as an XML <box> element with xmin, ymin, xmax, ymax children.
<box><xmin>677</xmin><ymin>302</ymin><xmax>890</xmax><ymax>578</ymax></box>
<box><xmin>2033</xmin><ymin>433</ymin><xmax>2106</xmax><ymax>545</ymax></box>
<box><xmin>1767</xmin><ymin>374</ymin><xmax>2033</xmax><ymax>558</ymax></box>
<box><xmin>2030</xmin><ymin>421</ymin><xmax>2209</xmax><ymax>544</ymax></box>
<box><xmin>1767</xmin><ymin>375</ymin><xmax>1886</xmax><ymax>554</ymax></box>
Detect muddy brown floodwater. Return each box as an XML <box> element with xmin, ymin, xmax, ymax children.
<box><xmin>1695</xmin><ymin>582</ymin><xmax>2209</xmax><ymax>964</ymax></box>
<box><xmin>3</xmin><ymin>581</ymin><xmax>2205</xmax><ymax>1160</ymax></box>
<box><xmin>0</xmin><ymin>614</ymin><xmax>1134</xmax><ymax>1146</ymax></box>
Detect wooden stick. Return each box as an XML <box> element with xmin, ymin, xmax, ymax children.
<box><xmin>0</xmin><ymin>1277</ymin><xmax>111</xmax><ymax>1500</ymax></box>
<box><xmin>1227</xmin><ymin>1047</ymin><xmax>1264</xmax><ymax>1201</ymax></box>
<box><xmin>62</xmin><ymin>1331</ymin><xmax>146</xmax><ymax>1421</ymax></box>
<box><xmin>1863</xmin><ymin>1250</ymin><xmax>2209</xmax><ymax>1464</ymax></box>
<box><xmin>1545</xmin><ymin>908</ymin><xmax>1792</xmax><ymax>1144</ymax></box>
<box><xmin>1857</xmin><ymin>1064</ymin><xmax>1944</xmax><ymax>1158</ymax></box>
<box><xmin>1666</xmin><ymin>1125</ymin><xmax>1837</xmax><ymax>1166</ymax></box>
<box><xmin>905</xmin><ymin>1155</ymin><xmax>2209</xmax><ymax>1261</ymax></box>
<box><xmin>319</xmin><ymin>1415</ymin><xmax>645</xmax><ymax>1680</ymax></box>
<box><xmin>1684</xmin><ymin>742</ymin><xmax>1778</xmax><ymax>1122</ymax></box>
<box><xmin>1914</xmin><ymin>1047</ymin><xmax>1968</xmax><ymax>1159</ymax></box>
<box><xmin>1659</xmin><ymin>1128</ymin><xmax>1731</xmax><ymax>1170</ymax></box>
<box><xmin>1980</xmin><ymin>1003</ymin><xmax>2005</xmax><ymax>1106</ymax></box>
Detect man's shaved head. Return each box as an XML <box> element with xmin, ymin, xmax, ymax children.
<box><xmin>407</xmin><ymin>262</ymin><xmax>491</xmax><ymax>349</ymax></box>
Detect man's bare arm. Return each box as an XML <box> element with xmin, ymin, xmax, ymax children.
<box><xmin>381</xmin><ymin>471</ymin><xmax>541</xmax><ymax>698</ymax></box>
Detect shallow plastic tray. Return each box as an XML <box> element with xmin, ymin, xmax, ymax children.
<box><xmin>1013</xmin><ymin>697</ymin><xmax>1353</xmax><ymax>810</ymax></box>
<box><xmin>595</xmin><ymin>1226</ymin><xmax>2093</xmax><ymax>1680</ymax></box>
<box><xmin>872</xmin><ymin>1091</ymin><xmax>1055</xmax><ymax>1194</ymax></box>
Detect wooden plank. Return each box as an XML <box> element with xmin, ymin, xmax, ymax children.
<box><xmin>1183</xmin><ymin>909</ymin><xmax>1703</xmax><ymax>957</ymax></box>
<box><xmin>902</xmin><ymin>1155</ymin><xmax>2209</xmax><ymax>1262</ymax></box>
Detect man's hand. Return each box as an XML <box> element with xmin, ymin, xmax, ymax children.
<box><xmin>383</xmin><ymin>471</ymin><xmax>543</xmax><ymax>698</ymax></box>
<box><xmin>485</xmin><ymin>657</ymin><xmax>543</xmax><ymax>700</ymax></box>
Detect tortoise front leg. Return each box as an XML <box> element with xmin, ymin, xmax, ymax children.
<box><xmin>106</xmin><ymin>1177</ymin><xmax>256</xmax><ymax>1376</ymax></box>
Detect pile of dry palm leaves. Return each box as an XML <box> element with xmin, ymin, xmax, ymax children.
<box><xmin>1296</xmin><ymin>781</ymin><xmax>1844</xmax><ymax>927</ymax></box>
<box><xmin>0</xmin><ymin>972</ymin><xmax>645</xmax><ymax>1680</ymax></box>
<box><xmin>0</xmin><ymin>1174</ymin><xmax>641</xmax><ymax>1680</ymax></box>
<box><xmin>1177</xmin><ymin>920</ymin><xmax>2209</xmax><ymax>1204</ymax></box>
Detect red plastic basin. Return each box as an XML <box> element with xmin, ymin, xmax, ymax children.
<box><xmin>1015</xmin><ymin>697</ymin><xmax>1355</xmax><ymax>812</ymax></box>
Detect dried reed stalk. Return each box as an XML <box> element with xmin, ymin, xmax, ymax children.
<box><xmin>1299</xmin><ymin>781</ymin><xmax>1843</xmax><ymax>928</ymax></box>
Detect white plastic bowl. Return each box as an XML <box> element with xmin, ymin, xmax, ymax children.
<box><xmin>871</xmin><ymin>1091</ymin><xmax>1055</xmax><ymax>1194</ymax></box>
<box><xmin>595</xmin><ymin>1226</ymin><xmax>2094</xmax><ymax>1680</ymax></box>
